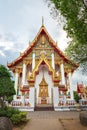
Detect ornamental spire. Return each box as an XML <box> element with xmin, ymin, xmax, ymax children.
<box><xmin>42</xmin><ymin>16</ymin><xmax>44</xmax><ymax>26</ymax></box>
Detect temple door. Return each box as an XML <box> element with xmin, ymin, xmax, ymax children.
<box><xmin>39</xmin><ymin>77</ymin><xmax>49</xmax><ymax>104</ymax></box>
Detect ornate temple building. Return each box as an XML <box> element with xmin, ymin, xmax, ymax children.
<box><xmin>7</xmin><ymin>19</ymin><xmax>79</xmax><ymax>111</ymax></box>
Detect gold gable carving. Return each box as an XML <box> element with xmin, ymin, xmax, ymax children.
<box><xmin>39</xmin><ymin>77</ymin><xmax>49</xmax><ymax>97</ymax></box>
<box><xmin>28</xmin><ymin>53</ymin><xmax>60</xmax><ymax>82</ymax></box>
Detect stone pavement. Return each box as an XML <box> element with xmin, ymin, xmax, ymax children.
<box><xmin>27</xmin><ymin>111</ymin><xmax>79</xmax><ymax>119</ymax></box>
<box><xmin>23</xmin><ymin>111</ymin><xmax>87</xmax><ymax>130</ymax></box>
<box><xmin>24</xmin><ymin>119</ymin><xmax>64</xmax><ymax>130</ymax></box>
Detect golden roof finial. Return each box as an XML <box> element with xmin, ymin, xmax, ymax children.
<box><xmin>42</xmin><ymin>16</ymin><xmax>44</xmax><ymax>26</ymax></box>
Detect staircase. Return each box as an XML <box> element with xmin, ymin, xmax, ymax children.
<box><xmin>34</xmin><ymin>104</ymin><xmax>54</xmax><ymax>111</ymax></box>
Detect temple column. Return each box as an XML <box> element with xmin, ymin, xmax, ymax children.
<box><xmin>51</xmin><ymin>88</ymin><xmax>54</xmax><ymax>105</ymax></box>
<box><xmin>63</xmin><ymin>92</ymin><xmax>67</xmax><ymax>105</ymax></box>
<box><xmin>32</xmin><ymin>52</ymin><xmax>35</xmax><ymax>70</ymax></box>
<box><xmin>21</xmin><ymin>94</ymin><xmax>25</xmax><ymax>106</ymax></box>
<box><xmin>14</xmin><ymin>70</ymin><xmax>19</xmax><ymax>100</ymax></box>
<box><xmin>60</xmin><ymin>61</ymin><xmax>66</xmax><ymax>85</ymax></box>
<box><xmin>53</xmin><ymin>86</ymin><xmax>59</xmax><ymax>110</ymax></box>
<box><xmin>68</xmin><ymin>70</ymin><xmax>74</xmax><ymax>100</ymax></box>
<box><xmin>22</xmin><ymin>61</ymin><xmax>27</xmax><ymax>85</ymax></box>
<box><xmin>18</xmin><ymin>74</ymin><xmax>21</xmax><ymax>95</ymax></box>
<box><xmin>51</xmin><ymin>53</ymin><xmax>55</xmax><ymax>69</ymax></box>
<box><xmin>29</xmin><ymin>87</ymin><xmax>35</xmax><ymax>111</ymax></box>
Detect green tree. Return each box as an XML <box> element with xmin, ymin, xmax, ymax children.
<box><xmin>73</xmin><ymin>91</ymin><xmax>80</xmax><ymax>103</ymax></box>
<box><xmin>0</xmin><ymin>65</ymin><xmax>15</xmax><ymax>108</ymax></box>
<box><xmin>46</xmin><ymin>0</ymin><xmax>87</xmax><ymax>70</ymax></box>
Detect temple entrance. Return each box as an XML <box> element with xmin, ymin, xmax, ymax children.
<box><xmin>39</xmin><ymin>76</ymin><xmax>49</xmax><ymax>104</ymax></box>
<box><xmin>35</xmin><ymin>64</ymin><xmax>54</xmax><ymax>110</ymax></box>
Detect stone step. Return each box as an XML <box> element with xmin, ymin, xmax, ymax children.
<box><xmin>34</xmin><ymin>106</ymin><xmax>54</xmax><ymax>111</ymax></box>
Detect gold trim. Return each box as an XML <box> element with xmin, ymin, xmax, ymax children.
<box><xmin>14</xmin><ymin>68</ymin><xmax>22</xmax><ymax>74</ymax></box>
<box><xmin>29</xmin><ymin>82</ymin><xmax>34</xmax><ymax>87</ymax></box>
<box><xmin>39</xmin><ymin>77</ymin><xmax>49</xmax><ymax>97</ymax></box>
<box><xmin>28</xmin><ymin>53</ymin><xmax>60</xmax><ymax>82</ymax></box>
<box><xmin>54</xmin><ymin>82</ymin><xmax>59</xmax><ymax>87</ymax></box>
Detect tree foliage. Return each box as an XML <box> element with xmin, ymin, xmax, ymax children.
<box><xmin>46</xmin><ymin>0</ymin><xmax>87</xmax><ymax>70</ymax></box>
<box><xmin>0</xmin><ymin>65</ymin><xmax>15</xmax><ymax>108</ymax></box>
<box><xmin>73</xmin><ymin>91</ymin><xmax>81</xmax><ymax>103</ymax></box>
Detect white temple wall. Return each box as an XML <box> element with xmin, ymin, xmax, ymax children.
<box><xmin>68</xmin><ymin>72</ymin><xmax>74</xmax><ymax>100</ymax></box>
<box><xmin>53</xmin><ymin>87</ymin><xmax>59</xmax><ymax>108</ymax></box>
<box><xmin>28</xmin><ymin>87</ymin><xmax>35</xmax><ymax>111</ymax></box>
<box><xmin>14</xmin><ymin>72</ymin><xmax>19</xmax><ymax>100</ymax></box>
<box><xmin>35</xmin><ymin>65</ymin><xmax>54</xmax><ymax>104</ymax></box>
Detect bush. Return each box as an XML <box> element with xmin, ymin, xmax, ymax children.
<box><xmin>0</xmin><ymin>107</ymin><xmax>20</xmax><ymax>118</ymax></box>
<box><xmin>0</xmin><ymin>107</ymin><xmax>28</xmax><ymax>125</ymax></box>
<box><xmin>11</xmin><ymin>112</ymin><xmax>28</xmax><ymax>125</ymax></box>
<box><xmin>6</xmin><ymin>107</ymin><xmax>20</xmax><ymax>118</ymax></box>
<box><xmin>0</xmin><ymin>109</ymin><xmax>7</xmax><ymax>117</ymax></box>
<box><xmin>11</xmin><ymin>114</ymin><xmax>21</xmax><ymax>125</ymax></box>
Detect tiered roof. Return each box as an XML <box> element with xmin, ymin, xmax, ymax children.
<box><xmin>7</xmin><ymin>20</ymin><xmax>79</xmax><ymax>69</ymax></box>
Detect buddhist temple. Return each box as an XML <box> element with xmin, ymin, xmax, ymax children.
<box><xmin>7</xmin><ymin>18</ymin><xmax>79</xmax><ymax>111</ymax></box>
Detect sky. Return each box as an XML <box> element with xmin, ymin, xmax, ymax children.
<box><xmin>0</xmin><ymin>0</ymin><xmax>87</xmax><ymax>89</ymax></box>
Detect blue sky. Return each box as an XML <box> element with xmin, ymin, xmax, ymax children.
<box><xmin>0</xmin><ymin>0</ymin><xmax>87</xmax><ymax>88</ymax></box>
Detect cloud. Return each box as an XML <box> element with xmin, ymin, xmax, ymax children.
<box><xmin>71</xmin><ymin>69</ymin><xmax>87</xmax><ymax>90</ymax></box>
<box><xmin>0</xmin><ymin>41</ymin><xmax>14</xmax><ymax>51</ymax></box>
<box><xmin>0</xmin><ymin>50</ymin><xmax>6</xmax><ymax>57</ymax></box>
<box><xmin>72</xmin><ymin>70</ymin><xmax>87</xmax><ymax>84</ymax></box>
<box><xmin>0</xmin><ymin>32</ymin><xmax>30</xmax><ymax>65</ymax></box>
<box><xmin>0</xmin><ymin>0</ymin><xmax>68</xmax><ymax>56</ymax></box>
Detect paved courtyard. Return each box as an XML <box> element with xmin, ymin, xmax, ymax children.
<box><xmin>13</xmin><ymin>111</ymin><xmax>87</xmax><ymax>130</ymax></box>
<box><xmin>21</xmin><ymin>111</ymin><xmax>87</xmax><ymax>130</ymax></box>
<box><xmin>27</xmin><ymin>111</ymin><xmax>79</xmax><ymax>119</ymax></box>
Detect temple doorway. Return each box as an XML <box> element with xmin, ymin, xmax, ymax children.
<box><xmin>38</xmin><ymin>75</ymin><xmax>49</xmax><ymax>104</ymax></box>
<box><xmin>35</xmin><ymin>64</ymin><xmax>54</xmax><ymax>108</ymax></box>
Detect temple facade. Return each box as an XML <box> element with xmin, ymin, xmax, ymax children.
<box><xmin>7</xmin><ymin>20</ymin><xmax>79</xmax><ymax>111</ymax></box>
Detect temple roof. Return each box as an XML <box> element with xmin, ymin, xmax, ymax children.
<box><xmin>7</xmin><ymin>22</ymin><xmax>79</xmax><ymax>69</ymax></box>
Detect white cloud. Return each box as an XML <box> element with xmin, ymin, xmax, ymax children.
<box><xmin>0</xmin><ymin>50</ymin><xmax>6</xmax><ymax>57</ymax></box>
<box><xmin>0</xmin><ymin>33</ymin><xmax>29</xmax><ymax>54</ymax></box>
<box><xmin>0</xmin><ymin>41</ymin><xmax>14</xmax><ymax>51</ymax></box>
<box><xmin>56</xmin><ymin>30</ymin><xmax>69</xmax><ymax>51</ymax></box>
<box><xmin>71</xmin><ymin>70</ymin><xmax>87</xmax><ymax>91</ymax></box>
<box><xmin>72</xmin><ymin>70</ymin><xmax>87</xmax><ymax>84</ymax></box>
